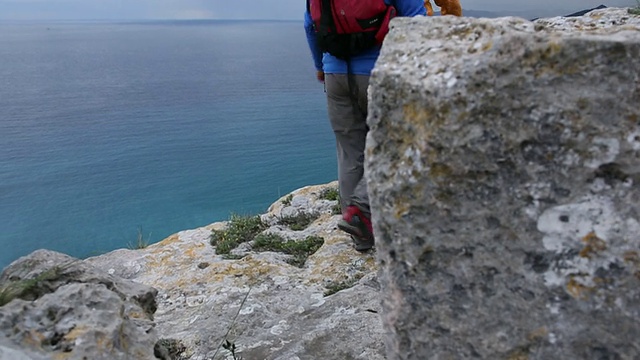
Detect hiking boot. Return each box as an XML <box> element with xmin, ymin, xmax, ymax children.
<box><xmin>338</xmin><ymin>206</ymin><xmax>374</xmax><ymax>251</ymax></box>
<box><xmin>350</xmin><ymin>235</ymin><xmax>375</xmax><ymax>252</ymax></box>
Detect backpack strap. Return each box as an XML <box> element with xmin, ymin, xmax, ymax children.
<box><xmin>319</xmin><ymin>0</ymin><xmax>336</xmax><ymax>39</ymax></box>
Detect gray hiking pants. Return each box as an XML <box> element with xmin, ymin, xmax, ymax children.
<box><xmin>325</xmin><ymin>73</ymin><xmax>371</xmax><ymax>218</ymax></box>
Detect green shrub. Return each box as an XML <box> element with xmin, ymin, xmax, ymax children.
<box><xmin>210</xmin><ymin>214</ymin><xmax>267</xmax><ymax>255</ymax></box>
<box><xmin>277</xmin><ymin>212</ymin><xmax>320</xmax><ymax>231</ymax></box>
<box><xmin>281</xmin><ymin>194</ymin><xmax>293</xmax><ymax>206</ymax></box>
<box><xmin>318</xmin><ymin>186</ymin><xmax>342</xmax><ymax>215</ymax></box>
<box><xmin>323</xmin><ymin>275</ymin><xmax>363</xmax><ymax>297</ymax></box>
<box><xmin>319</xmin><ymin>186</ymin><xmax>340</xmax><ymax>201</ymax></box>
<box><xmin>630</xmin><ymin>0</ymin><xmax>640</xmax><ymax>15</ymax></box>
<box><xmin>0</xmin><ymin>261</ymin><xmax>75</xmax><ymax>307</ymax></box>
<box><xmin>252</xmin><ymin>234</ymin><xmax>324</xmax><ymax>267</ymax></box>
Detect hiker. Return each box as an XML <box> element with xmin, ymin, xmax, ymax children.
<box><xmin>304</xmin><ymin>0</ymin><xmax>426</xmax><ymax>251</ymax></box>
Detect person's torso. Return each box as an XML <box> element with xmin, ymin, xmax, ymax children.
<box><xmin>318</xmin><ymin>0</ymin><xmax>425</xmax><ymax>75</ymax></box>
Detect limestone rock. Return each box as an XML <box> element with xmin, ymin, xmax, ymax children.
<box><xmin>0</xmin><ymin>336</ymin><xmax>49</xmax><ymax>360</ymax></box>
<box><xmin>369</xmin><ymin>7</ymin><xmax>640</xmax><ymax>360</ymax></box>
<box><xmin>85</xmin><ymin>181</ymin><xmax>383</xmax><ymax>360</ymax></box>
<box><xmin>534</xmin><ymin>7</ymin><xmax>640</xmax><ymax>31</ymax></box>
<box><xmin>0</xmin><ymin>250</ymin><xmax>158</xmax><ymax>359</ymax></box>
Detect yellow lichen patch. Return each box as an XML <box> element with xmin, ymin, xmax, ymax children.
<box><xmin>402</xmin><ymin>102</ymin><xmax>430</xmax><ymax>123</ymax></box>
<box><xmin>145</xmin><ymin>250</ymin><xmax>181</xmax><ymax>270</ymax></box>
<box><xmin>145</xmin><ymin>239</ymin><xmax>209</xmax><ymax>270</ymax></box>
<box><xmin>183</xmin><ymin>242</ymin><xmax>206</xmax><ymax>259</ymax></box>
<box><xmin>623</xmin><ymin>251</ymin><xmax>640</xmax><ymax>279</ymax></box>
<box><xmin>401</xmin><ymin>102</ymin><xmax>445</xmax><ymax>140</ymax></box>
<box><xmin>127</xmin><ymin>310</ymin><xmax>147</xmax><ymax>319</ymax></box>
<box><xmin>592</xmin><ymin>276</ymin><xmax>613</xmax><ymax>287</ymax></box>
<box><xmin>363</xmin><ymin>256</ymin><xmax>377</xmax><ymax>268</ymax></box>
<box><xmin>566</xmin><ymin>277</ymin><xmax>594</xmax><ymax>300</ymax></box>
<box><xmin>429</xmin><ymin>162</ymin><xmax>453</xmax><ymax>179</ymax></box>
<box><xmin>456</xmin><ymin>111</ymin><xmax>470</xmax><ymax>122</ymax></box>
<box><xmin>527</xmin><ymin>327</ymin><xmax>548</xmax><ymax>342</ymax></box>
<box><xmin>296</xmin><ymin>184</ymin><xmax>325</xmax><ymax>197</ymax></box>
<box><xmin>145</xmin><ymin>260</ymin><xmax>240</xmax><ymax>290</ymax></box>
<box><xmin>23</xmin><ymin>329</ymin><xmax>46</xmax><ymax>348</ymax></box>
<box><xmin>524</xmin><ymin>41</ymin><xmax>577</xmax><ymax>78</ymax></box>
<box><xmin>576</xmin><ymin>98</ymin><xmax>590</xmax><ymax>110</ymax></box>
<box><xmin>304</xmin><ymin>234</ymin><xmax>343</xmax><ymax>251</ymax></box>
<box><xmin>546</xmin><ymin>41</ymin><xmax>563</xmax><ymax>56</ymax></box>
<box><xmin>63</xmin><ymin>324</ymin><xmax>89</xmax><ymax>342</ymax></box>
<box><xmin>394</xmin><ymin>201</ymin><xmax>411</xmax><ymax>219</ymax></box>
<box><xmin>94</xmin><ymin>333</ymin><xmax>114</xmax><ymax>352</ymax></box>
<box><xmin>623</xmin><ymin>250</ymin><xmax>639</xmax><ymax>265</ymax></box>
<box><xmin>155</xmin><ymin>234</ymin><xmax>180</xmax><ymax>247</ymax></box>
<box><xmin>506</xmin><ymin>347</ymin><xmax>530</xmax><ymax>360</ymax></box>
<box><xmin>239</xmin><ymin>258</ymin><xmax>290</xmax><ymax>285</ymax></box>
<box><xmin>198</xmin><ymin>255</ymin><xmax>292</xmax><ymax>286</ymax></box>
<box><xmin>192</xmin><ymin>262</ymin><xmax>240</xmax><ymax>281</ymax></box>
<box><xmin>306</xmin><ymin>245</ymin><xmax>377</xmax><ymax>285</ymax></box>
<box><xmin>579</xmin><ymin>231</ymin><xmax>607</xmax><ymax>258</ymax></box>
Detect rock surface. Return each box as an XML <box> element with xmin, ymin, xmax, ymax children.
<box><xmin>85</xmin><ymin>182</ymin><xmax>382</xmax><ymax>360</ymax></box>
<box><xmin>1</xmin><ymin>182</ymin><xmax>382</xmax><ymax>360</ymax></box>
<box><xmin>0</xmin><ymin>250</ymin><xmax>158</xmax><ymax>359</ymax></box>
<box><xmin>368</xmin><ymin>7</ymin><xmax>640</xmax><ymax>360</ymax></box>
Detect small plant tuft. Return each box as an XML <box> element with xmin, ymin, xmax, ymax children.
<box><xmin>629</xmin><ymin>0</ymin><xmax>640</xmax><ymax>15</ymax></box>
<box><xmin>212</xmin><ymin>288</ymin><xmax>251</xmax><ymax>360</ymax></box>
<box><xmin>252</xmin><ymin>234</ymin><xmax>324</xmax><ymax>267</ymax></box>
<box><xmin>277</xmin><ymin>212</ymin><xmax>320</xmax><ymax>231</ymax></box>
<box><xmin>210</xmin><ymin>214</ymin><xmax>267</xmax><ymax>255</ymax></box>
<box><xmin>281</xmin><ymin>194</ymin><xmax>294</xmax><ymax>206</ymax></box>
<box><xmin>128</xmin><ymin>227</ymin><xmax>151</xmax><ymax>250</ymax></box>
<box><xmin>331</xmin><ymin>203</ymin><xmax>342</xmax><ymax>215</ymax></box>
<box><xmin>222</xmin><ymin>254</ymin><xmax>246</xmax><ymax>260</ymax></box>
<box><xmin>222</xmin><ymin>340</ymin><xmax>243</xmax><ymax>360</ymax></box>
<box><xmin>319</xmin><ymin>186</ymin><xmax>340</xmax><ymax>201</ymax></box>
<box><xmin>323</xmin><ymin>276</ymin><xmax>362</xmax><ymax>297</ymax></box>
<box><xmin>0</xmin><ymin>261</ymin><xmax>75</xmax><ymax>307</ymax></box>
<box><xmin>154</xmin><ymin>338</ymin><xmax>187</xmax><ymax>360</ymax></box>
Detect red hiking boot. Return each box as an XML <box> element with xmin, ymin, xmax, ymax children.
<box><xmin>338</xmin><ymin>205</ymin><xmax>374</xmax><ymax>251</ymax></box>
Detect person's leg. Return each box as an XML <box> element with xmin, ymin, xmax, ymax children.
<box><xmin>348</xmin><ymin>75</ymin><xmax>372</xmax><ymax>219</ymax></box>
<box><xmin>325</xmin><ymin>73</ymin><xmax>368</xmax><ymax>212</ymax></box>
<box><xmin>326</xmin><ymin>73</ymin><xmax>374</xmax><ymax>250</ymax></box>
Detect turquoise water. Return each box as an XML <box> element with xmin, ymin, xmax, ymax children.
<box><xmin>0</xmin><ymin>20</ymin><xmax>336</xmax><ymax>268</ymax></box>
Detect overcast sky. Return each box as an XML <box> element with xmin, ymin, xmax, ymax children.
<box><xmin>0</xmin><ymin>0</ymin><xmax>636</xmax><ymax>20</ymax></box>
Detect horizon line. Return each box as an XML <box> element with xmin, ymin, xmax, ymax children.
<box><xmin>0</xmin><ymin>6</ymin><xmax>618</xmax><ymax>23</ymax></box>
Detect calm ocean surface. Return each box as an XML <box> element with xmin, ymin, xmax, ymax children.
<box><xmin>0</xmin><ymin>20</ymin><xmax>336</xmax><ymax>268</ymax></box>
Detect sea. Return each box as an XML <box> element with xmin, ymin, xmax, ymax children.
<box><xmin>0</xmin><ymin>20</ymin><xmax>336</xmax><ymax>269</ymax></box>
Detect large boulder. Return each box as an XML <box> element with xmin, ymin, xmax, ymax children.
<box><xmin>0</xmin><ymin>250</ymin><xmax>159</xmax><ymax>359</ymax></box>
<box><xmin>368</xmin><ymin>7</ymin><xmax>640</xmax><ymax>360</ymax></box>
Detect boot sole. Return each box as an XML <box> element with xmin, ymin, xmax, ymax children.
<box><xmin>338</xmin><ymin>221</ymin><xmax>374</xmax><ymax>252</ymax></box>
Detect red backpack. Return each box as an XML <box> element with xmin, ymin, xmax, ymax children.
<box><xmin>308</xmin><ymin>0</ymin><xmax>396</xmax><ymax>59</ymax></box>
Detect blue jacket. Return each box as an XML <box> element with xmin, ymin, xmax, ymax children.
<box><xmin>304</xmin><ymin>0</ymin><xmax>426</xmax><ymax>75</ymax></box>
